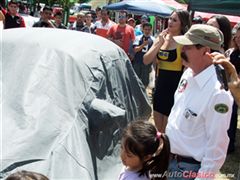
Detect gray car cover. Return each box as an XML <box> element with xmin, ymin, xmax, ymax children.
<box><xmin>1</xmin><ymin>28</ymin><xmax>152</xmax><ymax>179</ymax></box>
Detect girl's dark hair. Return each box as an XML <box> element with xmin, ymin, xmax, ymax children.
<box><xmin>6</xmin><ymin>170</ymin><xmax>49</xmax><ymax>180</ymax></box>
<box><xmin>122</xmin><ymin>120</ymin><xmax>170</xmax><ymax>180</ymax></box>
<box><xmin>172</xmin><ymin>9</ymin><xmax>191</xmax><ymax>35</ymax></box>
<box><xmin>211</xmin><ymin>15</ymin><xmax>232</xmax><ymax>51</ymax></box>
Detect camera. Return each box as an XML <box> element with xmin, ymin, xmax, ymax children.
<box><xmin>215</xmin><ymin>64</ymin><xmax>228</xmax><ymax>91</ymax></box>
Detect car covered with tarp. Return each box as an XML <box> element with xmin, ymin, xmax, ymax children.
<box><xmin>1</xmin><ymin>28</ymin><xmax>152</xmax><ymax>179</ymax></box>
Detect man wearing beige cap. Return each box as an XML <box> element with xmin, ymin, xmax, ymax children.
<box><xmin>165</xmin><ymin>24</ymin><xmax>233</xmax><ymax>180</ymax></box>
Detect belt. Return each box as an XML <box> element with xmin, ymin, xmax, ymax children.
<box><xmin>170</xmin><ymin>153</ymin><xmax>201</xmax><ymax>164</ymax></box>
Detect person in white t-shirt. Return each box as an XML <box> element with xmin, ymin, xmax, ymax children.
<box><xmin>94</xmin><ymin>9</ymin><xmax>115</xmax><ymax>38</ymax></box>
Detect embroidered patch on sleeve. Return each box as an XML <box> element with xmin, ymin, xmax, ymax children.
<box><xmin>214</xmin><ymin>104</ymin><xmax>229</xmax><ymax>114</ymax></box>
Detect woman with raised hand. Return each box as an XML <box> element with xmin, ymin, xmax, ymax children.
<box><xmin>143</xmin><ymin>10</ymin><xmax>191</xmax><ymax>132</ymax></box>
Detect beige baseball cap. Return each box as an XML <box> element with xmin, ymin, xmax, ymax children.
<box><xmin>173</xmin><ymin>24</ymin><xmax>224</xmax><ymax>51</ymax></box>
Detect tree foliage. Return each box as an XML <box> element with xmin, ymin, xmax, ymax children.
<box><xmin>37</xmin><ymin>0</ymin><xmax>89</xmax><ymax>8</ymax></box>
<box><xmin>175</xmin><ymin>0</ymin><xmax>189</xmax><ymax>4</ymax></box>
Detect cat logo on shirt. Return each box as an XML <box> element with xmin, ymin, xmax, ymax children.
<box><xmin>178</xmin><ymin>79</ymin><xmax>188</xmax><ymax>92</ymax></box>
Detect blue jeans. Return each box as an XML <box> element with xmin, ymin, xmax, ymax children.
<box><xmin>168</xmin><ymin>159</ymin><xmax>201</xmax><ymax>180</ymax></box>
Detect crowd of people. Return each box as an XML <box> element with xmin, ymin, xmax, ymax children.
<box><xmin>1</xmin><ymin>1</ymin><xmax>240</xmax><ymax>180</ymax></box>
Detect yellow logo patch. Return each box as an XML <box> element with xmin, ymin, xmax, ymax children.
<box><xmin>157</xmin><ymin>50</ymin><xmax>169</xmax><ymax>60</ymax></box>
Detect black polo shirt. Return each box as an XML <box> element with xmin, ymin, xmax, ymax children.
<box><xmin>4</xmin><ymin>12</ymin><xmax>25</xmax><ymax>29</ymax></box>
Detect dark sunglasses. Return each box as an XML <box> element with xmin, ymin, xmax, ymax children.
<box><xmin>119</xmin><ymin>15</ymin><xmax>126</xmax><ymax>19</ymax></box>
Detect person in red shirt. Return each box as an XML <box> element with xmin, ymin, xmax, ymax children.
<box><xmin>107</xmin><ymin>11</ymin><xmax>135</xmax><ymax>56</ymax></box>
<box><xmin>3</xmin><ymin>0</ymin><xmax>25</xmax><ymax>29</ymax></box>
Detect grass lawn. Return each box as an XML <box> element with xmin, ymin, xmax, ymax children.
<box><xmin>220</xmin><ymin>111</ymin><xmax>240</xmax><ymax>180</ymax></box>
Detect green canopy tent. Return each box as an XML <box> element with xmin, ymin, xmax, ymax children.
<box><xmin>188</xmin><ymin>0</ymin><xmax>240</xmax><ymax>16</ymax></box>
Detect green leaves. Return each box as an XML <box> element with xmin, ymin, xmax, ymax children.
<box><xmin>176</xmin><ymin>0</ymin><xmax>189</xmax><ymax>4</ymax></box>
<box><xmin>37</xmin><ymin>0</ymin><xmax>79</xmax><ymax>8</ymax></box>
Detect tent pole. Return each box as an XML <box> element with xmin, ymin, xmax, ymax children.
<box><xmin>187</xmin><ymin>0</ymin><xmax>195</xmax><ymax>21</ymax></box>
<box><xmin>189</xmin><ymin>10</ymin><xmax>195</xmax><ymax>21</ymax></box>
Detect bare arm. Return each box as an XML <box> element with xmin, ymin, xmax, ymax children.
<box><xmin>134</xmin><ymin>39</ymin><xmax>148</xmax><ymax>53</ymax></box>
<box><xmin>143</xmin><ymin>34</ymin><xmax>164</xmax><ymax>65</ymax></box>
<box><xmin>212</xmin><ymin>53</ymin><xmax>240</xmax><ymax>106</ymax></box>
<box><xmin>160</xmin><ymin>33</ymin><xmax>172</xmax><ymax>50</ymax></box>
<box><xmin>47</xmin><ymin>20</ymin><xmax>56</xmax><ymax>28</ymax></box>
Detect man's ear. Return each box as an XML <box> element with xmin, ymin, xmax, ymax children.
<box><xmin>203</xmin><ymin>46</ymin><xmax>211</xmax><ymax>56</ymax></box>
<box><xmin>204</xmin><ymin>46</ymin><xmax>211</xmax><ymax>54</ymax></box>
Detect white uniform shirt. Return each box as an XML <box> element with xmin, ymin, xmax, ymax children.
<box><xmin>166</xmin><ymin>65</ymin><xmax>233</xmax><ymax>177</ymax></box>
<box><xmin>94</xmin><ymin>19</ymin><xmax>115</xmax><ymax>30</ymax></box>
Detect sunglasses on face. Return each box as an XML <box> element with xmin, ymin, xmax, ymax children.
<box><xmin>119</xmin><ymin>15</ymin><xmax>126</xmax><ymax>19</ymax></box>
